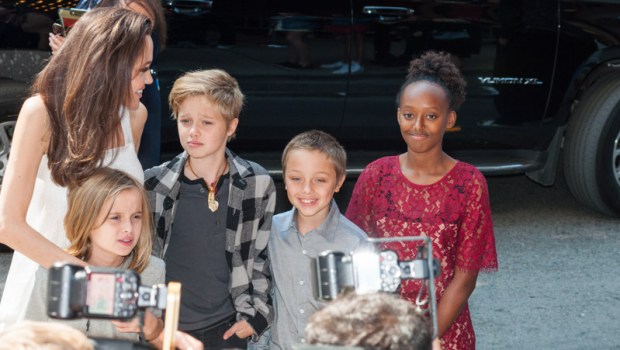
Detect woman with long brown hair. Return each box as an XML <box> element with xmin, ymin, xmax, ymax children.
<box><xmin>50</xmin><ymin>0</ymin><xmax>167</xmax><ymax>169</ymax></box>
<box><xmin>0</xmin><ymin>7</ymin><xmax>153</xmax><ymax>327</ymax></box>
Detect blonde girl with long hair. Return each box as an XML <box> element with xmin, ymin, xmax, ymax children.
<box><xmin>25</xmin><ymin>168</ymin><xmax>165</xmax><ymax>341</ymax></box>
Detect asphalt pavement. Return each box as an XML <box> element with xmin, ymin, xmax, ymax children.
<box><xmin>1</xmin><ymin>174</ymin><xmax>619</xmax><ymax>349</ymax></box>
<box><xmin>469</xmin><ymin>175</ymin><xmax>620</xmax><ymax>350</ymax></box>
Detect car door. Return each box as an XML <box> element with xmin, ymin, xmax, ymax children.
<box><xmin>340</xmin><ymin>0</ymin><xmax>561</xmax><ymax>157</ymax></box>
<box><xmin>159</xmin><ymin>0</ymin><xmax>353</xmax><ymax>155</ymax></box>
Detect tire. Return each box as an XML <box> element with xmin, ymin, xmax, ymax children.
<box><xmin>563</xmin><ymin>75</ymin><xmax>620</xmax><ymax>216</ymax></box>
<box><xmin>0</xmin><ymin>120</ymin><xmax>15</xmax><ymax>185</ymax></box>
<box><xmin>0</xmin><ymin>120</ymin><xmax>15</xmax><ymax>252</ymax></box>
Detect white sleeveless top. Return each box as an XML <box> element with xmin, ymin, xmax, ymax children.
<box><xmin>0</xmin><ymin>108</ymin><xmax>144</xmax><ymax>328</ymax></box>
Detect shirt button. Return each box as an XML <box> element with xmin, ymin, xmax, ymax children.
<box><xmin>302</xmin><ymin>250</ymin><xmax>307</xmax><ymax>255</ymax></box>
<box><xmin>301</xmin><ymin>338</ymin><xmax>306</xmax><ymax>343</ymax></box>
<box><xmin>200</xmin><ymin>188</ymin><xmax>205</xmax><ymax>193</ymax></box>
<box><xmin>299</xmin><ymin>280</ymin><xmax>304</xmax><ymax>285</ymax></box>
<box><xmin>299</xmin><ymin>309</ymin><xmax>305</xmax><ymax>314</ymax></box>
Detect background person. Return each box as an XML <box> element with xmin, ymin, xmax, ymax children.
<box><xmin>272</xmin><ymin>1</ymin><xmax>330</xmax><ymax>69</ymax></box>
<box><xmin>144</xmin><ymin>69</ymin><xmax>275</xmax><ymax>349</ymax></box>
<box><xmin>320</xmin><ymin>3</ymin><xmax>368</xmax><ymax>75</ymax></box>
<box><xmin>0</xmin><ymin>7</ymin><xmax>152</xmax><ymax>328</ymax></box>
<box><xmin>345</xmin><ymin>51</ymin><xmax>498</xmax><ymax>350</ymax></box>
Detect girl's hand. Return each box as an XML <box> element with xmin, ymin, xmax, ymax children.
<box><xmin>111</xmin><ymin>310</ymin><xmax>163</xmax><ymax>341</ymax></box>
<box><xmin>223</xmin><ymin>320</ymin><xmax>255</xmax><ymax>340</ymax></box>
<box><xmin>111</xmin><ymin>317</ymin><xmax>139</xmax><ymax>333</ymax></box>
<box><xmin>435</xmin><ymin>268</ymin><xmax>478</xmax><ymax>338</ymax></box>
<box><xmin>149</xmin><ymin>330</ymin><xmax>204</xmax><ymax>350</ymax></box>
<box><xmin>48</xmin><ymin>33</ymin><xmax>65</xmax><ymax>54</ymax></box>
<box><xmin>432</xmin><ymin>338</ymin><xmax>443</xmax><ymax>350</ymax></box>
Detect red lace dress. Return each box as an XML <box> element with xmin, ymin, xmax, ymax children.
<box><xmin>345</xmin><ymin>156</ymin><xmax>498</xmax><ymax>350</ymax></box>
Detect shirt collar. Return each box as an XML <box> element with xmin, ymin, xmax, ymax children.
<box><xmin>283</xmin><ymin>199</ymin><xmax>341</xmax><ymax>240</ymax></box>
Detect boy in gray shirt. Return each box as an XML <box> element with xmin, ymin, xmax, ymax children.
<box><xmin>268</xmin><ymin>130</ymin><xmax>368</xmax><ymax>350</ymax></box>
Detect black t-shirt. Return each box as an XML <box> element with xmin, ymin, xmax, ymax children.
<box><xmin>165</xmin><ymin>172</ymin><xmax>235</xmax><ymax>331</ymax></box>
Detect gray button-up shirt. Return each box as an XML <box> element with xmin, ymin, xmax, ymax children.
<box><xmin>269</xmin><ymin>201</ymin><xmax>367</xmax><ymax>350</ymax></box>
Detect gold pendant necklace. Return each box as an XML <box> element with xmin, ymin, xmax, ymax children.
<box><xmin>206</xmin><ymin>182</ymin><xmax>219</xmax><ymax>212</ymax></box>
<box><xmin>186</xmin><ymin>157</ymin><xmax>224</xmax><ymax>212</ymax></box>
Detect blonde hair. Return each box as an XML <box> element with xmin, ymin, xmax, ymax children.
<box><xmin>282</xmin><ymin>130</ymin><xmax>347</xmax><ymax>180</ymax></box>
<box><xmin>65</xmin><ymin>168</ymin><xmax>152</xmax><ymax>273</ymax></box>
<box><xmin>306</xmin><ymin>292</ymin><xmax>432</xmax><ymax>350</ymax></box>
<box><xmin>168</xmin><ymin>69</ymin><xmax>244</xmax><ymax>137</ymax></box>
<box><xmin>0</xmin><ymin>321</ymin><xmax>94</xmax><ymax>350</ymax></box>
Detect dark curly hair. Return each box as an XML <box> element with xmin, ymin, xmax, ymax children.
<box><xmin>396</xmin><ymin>51</ymin><xmax>467</xmax><ymax>111</ymax></box>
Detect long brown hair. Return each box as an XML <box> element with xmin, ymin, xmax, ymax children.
<box><xmin>31</xmin><ymin>7</ymin><xmax>152</xmax><ymax>188</ymax></box>
<box><xmin>65</xmin><ymin>168</ymin><xmax>152</xmax><ymax>273</ymax></box>
<box><xmin>98</xmin><ymin>0</ymin><xmax>167</xmax><ymax>48</ymax></box>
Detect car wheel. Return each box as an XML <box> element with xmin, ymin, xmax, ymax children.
<box><xmin>0</xmin><ymin>120</ymin><xmax>15</xmax><ymax>252</ymax></box>
<box><xmin>563</xmin><ymin>75</ymin><xmax>620</xmax><ymax>216</ymax></box>
<box><xmin>0</xmin><ymin>120</ymin><xmax>15</xmax><ymax>185</ymax></box>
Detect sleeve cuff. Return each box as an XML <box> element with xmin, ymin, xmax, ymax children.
<box><xmin>244</xmin><ymin>311</ymin><xmax>269</xmax><ymax>340</ymax></box>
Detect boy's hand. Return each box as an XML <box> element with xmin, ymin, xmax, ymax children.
<box><xmin>223</xmin><ymin>320</ymin><xmax>254</xmax><ymax>340</ymax></box>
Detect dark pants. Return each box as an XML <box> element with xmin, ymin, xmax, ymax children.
<box><xmin>185</xmin><ymin>316</ymin><xmax>247</xmax><ymax>350</ymax></box>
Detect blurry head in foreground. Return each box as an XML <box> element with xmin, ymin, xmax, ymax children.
<box><xmin>0</xmin><ymin>321</ymin><xmax>94</xmax><ymax>350</ymax></box>
<box><xmin>305</xmin><ymin>292</ymin><xmax>432</xmax><ymax>350</ymax></box>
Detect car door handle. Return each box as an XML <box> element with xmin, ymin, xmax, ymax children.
<box><xmin>362</xmin><ymin>6</ymin><xmax>414</xmax><ymax>17</ymax></box>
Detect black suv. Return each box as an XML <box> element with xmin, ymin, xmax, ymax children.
<box><xmin>2</xmin><ymin>0</ymin><xmax>620</xmax><ymax>216</ymax></box>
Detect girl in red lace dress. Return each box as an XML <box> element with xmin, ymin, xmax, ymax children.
<box><xmin>345</xmin><ymin>51</ymin><xmax>498</xmax><ymax>350</ymax></box>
